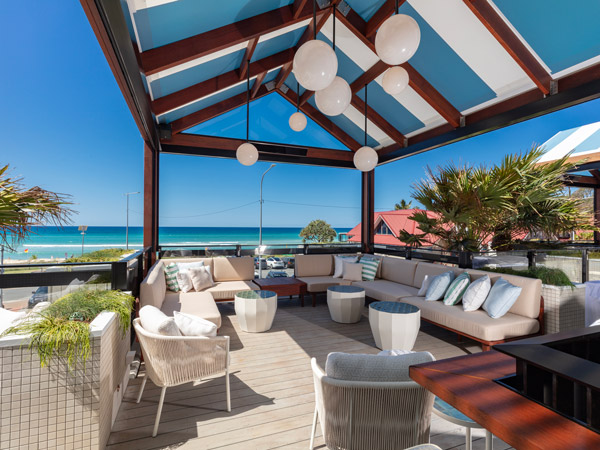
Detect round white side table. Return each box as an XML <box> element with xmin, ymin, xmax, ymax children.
<box><xmin>433</xmin><ymin>397</ymin><xmax>493</xmax><ymax>450</ymax></box>
<box><xmin>369</xmin><ymin>301</ymin><xmax>420</xmax><ymax>350</ymax></box>
<box><xmin>327</xmin><ymin>285</ymin><xmax>365</xmax><ymax>323</ymax></box>
<box><xmin>234</xmin><ymin>290</ymin><xmax>277</xmax><ymax>333</ymax></box>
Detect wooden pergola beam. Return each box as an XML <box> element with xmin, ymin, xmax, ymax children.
<box><xmin>365</xmin><ymin>0</ymin><xmax>400</xmax><ymax>38</ymax></box>
<box><xmin>278</xmin><ymin>88</ymin><xmax>362</xmax><ymax>151</ymax></box>
<box><xmin>336</xmin><ymin>7</ymin><xmax>462</xmax><ymax>129</ymax></box>
<box><xmin>463</xmin><ymin>0</ymin><xmax>552</xmax><ymax>95</ymax></box>
<box><xmin>563</xmin><ymin>174</ymin><xmax>600</xmax><ymax>187</ymax></box>
<box><xmin>350</xmin><ymin>60</ymin><xmax>389</xmax><ymax>94</ymax></box>
<box><xmin>293</xmin><ymin>0</ymin><xmax>309</xmax><ymax>19</ymax></box>
<box><xmin>350</xmin><ymin>95</ymin><xmax>406</xmax><ymax>148</ymax></box>
<box><xmin>275</xmin><ymin>62</ymin><xmax>293</xmax><ymax>89</ymax></box>
<box><xmin>170</xmin><ymin>85</ymin><xmax>270</xmax><ymax>134</ymax></box>
<box><xmin>251</xmin><ymin>71</ymin><xmax>267</xmax><ymax>98</ymax></box>
<box><xmin>140</xmin><ymin>3</ymin><xmax>315</xmax><ymax>76</ymax></box>
<box><xmin>238</xmin><ymin>38</ymin><xmax>259</xmax><ymax>80</ymax></box>
<box><xmin>152</xmin><ymin>49</ymin><xmax>293</xmax><ymax>116</ymax></box>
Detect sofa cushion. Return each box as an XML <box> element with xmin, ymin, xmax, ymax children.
<box><xmin>360</xmin><ymin>255</ymin><xmax>381</xmax><ymax>281</ymax></box>
<box><xmin>295</xmin><ymin>254</ymin><xmax>334</xmax><ymax>277</ymax></box>
<box><xmin>417</xmin><ymin>275</ymin><xmax>432</xmax><ymax>296</ymax></box>
<box><xmin>164</xmin><ymin>263</ymin><xmax>180</xmax><ymax>292</ymax></box>
<box><xmin>173</xmin><ymin>311</ymin><xmax>217</xmax><ymax>337</ymax></box>
<box><xmin>425</xmin><ymin>271</ymin><xmax>455</xmax><ymax>301</ymax></box>
<box><xmin>189</xmin><ymin>266</ymin><xmax>214</xmax><ymax>291</ymax></box>
<box><xmin>213</xmin><ymin>257</ymin><xmax>254</xmax><ymax>281</ymax></box>
<box><xmin>176</xmin><ymin>270</ymin><xmax>194</xmax><ymax>293</ymax></box>
<box><xmin>325</xmin><ymin>351</ymin><xmax>435</xmax><ymax>382</ymax></box>
<box><xmin>380</xmin><ymin>257</ymin><xmax>418</xmax><ymax>286</ymax></box>
<box><xmin>333</xmin><ymin>255</ymin><xmax>358</xmax><ymax>278</ymax></box>
<box><xmin>443</xmin><ymin>272</ymin><xmax>470</xmax><ymax>306</ymax></box>
<box><xmin>297</xmin><ymin>276</ymin><xmax>348</xmax><ymax>292</ymax></box>
<box><xmin>482</xmin><ymin>278</ymin><xmax>522</xmax><ymax>319</ymax></box>
<box><xmin>413</xmin><ymin>263</ymin><xmax>462</xmax><ymax>289</ymax></box>
<box><xmin>140</xmin><ymin>261</ymin><xmax>167</xmax><ymax>309</ymax></box>
<box><xmin>343</xmin><ymin>261</ymin><xmax>363</xmax><ymax>281</ymax></box>
<box><xmin>467</xmin><ymin>269</ymin><xmax>541</xmax><ymax>319</ymax></box>
<box><xmin>161</xmin><ymin>292</ymin><xmax>222</xmax><ymax>328</ymax></box>
<box><xmin>205</xmin><ymin>280</ymin><xmax>258</xmax><ymax>300</ymax></box>
<box><xmin>352</xmin><ymin>280</ymin><xmax>419</xmax><ymax>302</ymax></box>
<box><xmin>401</xmin><ymin>296</ymin><xmax>539</xmax><ymax>342</ymax></box>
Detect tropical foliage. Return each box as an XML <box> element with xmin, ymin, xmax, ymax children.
<box><xmin>300</xmin><ymin>219</ymin><xmax>337</xmax><ymax>243</ymax></box>
<box><xmin>2</xmin><ymin>289</ymin><xmax>133</xmax><ymax>368</ymax></box>
<box><xmin>399</xmin><ymin>147</ymin><xmax>592</xmax><ymax>251</ymax></box>
<box><xmin>394</xmin><ymin>199</ymin><xmax>413</xmax><ymax>210</ymax></box>
<box><xmin>0</xmin><ymin>164</ymin><xmax>73</xmax><ymax>251</ymax></box>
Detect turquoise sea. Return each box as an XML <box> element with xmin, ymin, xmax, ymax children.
<box><xmin>4</xmin><ymin>226</ymin><xmax>353</xmax><ymax>260</ymax></box>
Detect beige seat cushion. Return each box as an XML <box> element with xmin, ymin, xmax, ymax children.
<box><xmin>297</xmin><ymin>276</ymin><xmax>349</xmax><ymax>292</ymax></box>
<box><xmin>213</xmin><ymin>257</ymin><xmax>254</xmax><ymax>281</ymax></box>
<box><xmin>161</xmin><ymin>292</ymin><xmax>221</xmax><ymax>328</ymax></box>
<box><xmin>352</xmin><ymin>280</ymin><xmax>419</xmax><ymax>302</ymax></box>
<box><xmin>380</xmin><ymin>257</ymin><xmax>419</xmax><ymax>286</ymax></box>
<box><xmin>205</xmin><ymin>280</ymin><xmax>258</xmax><ymax>300</ymax></box>
<box><xmin>401</xmin><ymin>296</ymin><xmax>539</xmax><ymax>342</ymax></box>
<box><xmin>295</xmin><ymin>255</ymin><xmax>334</xmax><ymax>277</ymax></box>
<box><xmin>140</xmin><ymin>261</ymin><xmax>166</xmax><ymax>309</ymax></box>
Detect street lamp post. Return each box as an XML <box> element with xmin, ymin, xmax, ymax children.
<box><xmin>125</xmin><ymin>192</ymin><xmax>140</xmax><ymax>250</ymax></box>
<box><xmin>78</xmin><ymin>225</ymin><xmax>88</xmax><ymax>256</ymax></box>
<box><xmin>0</xmin><ymin>245</ymin><xmax>4</xmax><ymax>308</ymax></box>
<box><xmin>259</xmin><ymin>164</ymin><xmax>276</xmax><ymax>278</ymax></box>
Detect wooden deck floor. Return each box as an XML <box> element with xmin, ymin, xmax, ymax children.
<box><xmin>108</xmin><ymin>296</ymin><xmax>513</xmax><ymax>450</ymax></box>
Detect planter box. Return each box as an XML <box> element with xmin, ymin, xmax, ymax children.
<box><xmin>0</xmin><ymin>311</ymin><xmax>131</xmax><ymax>449</ymax></box>
<box><xmin>542</xmin><ymin>284</ymin><xmax>585</xmax><ymax>334</ymax></box>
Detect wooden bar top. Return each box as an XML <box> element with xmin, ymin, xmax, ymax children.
<box><xmin>410</xmin><ymin>351</ymin><xmax>600</xmax><ymax>450</ymax></box>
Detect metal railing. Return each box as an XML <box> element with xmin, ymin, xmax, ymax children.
<box><xmin>158</xmin><ymin>242</ymin><xmax>362</xmax><ymax>258</ymax></box>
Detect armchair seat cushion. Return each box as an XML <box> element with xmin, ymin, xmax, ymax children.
<box><xmin>162</xmin><ymin>292</ymin><xmax>222</xmax><ymax>328</ymax></box>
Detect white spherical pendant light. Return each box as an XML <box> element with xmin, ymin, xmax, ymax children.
<box><xmin>289</xmin><ymin>111</ymin><xmax>307</xmax><ymax>132</ymax></box>
<box><xmin>236</xmin><ymin>142</ymin><xmax>258</xmax><ymax>166</ymax></box>
<box><xmin>354</xmin><ymin>146</ymin><xmax>378</xmax><ymax>172</ymax></box>
<box><xmin>315</xmin><ymin>76</ymin><xmax>351</xmax><ymax>116</ymax></box>
<box><xmin>382</xmin><ymin>66</ymin><xmax>409</xmax><ymax>95</ymax></box>
<box><xmin>375</xmin><ymin>14</ymin><xmax>420</xmax><ymax>65</ymax></box>
<box><xmin>293</xmin><ymin>40</ymin><xmax>338</xmax><ymax>91</ymax></box>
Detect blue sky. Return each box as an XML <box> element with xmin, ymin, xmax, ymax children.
<box><xmin>3</xmin><ymin>2</ymin><xmax>600</xmax><ymax>229</ymax></box>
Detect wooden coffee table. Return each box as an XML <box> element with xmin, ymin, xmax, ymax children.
<box><xmin>253</xmin><ymin>277</ymin><xmax>308</xmax><ymax>306</ymax></box>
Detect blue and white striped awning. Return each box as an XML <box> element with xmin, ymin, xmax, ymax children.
<box><xmin>539</xmin><ymin>122</ymin><xmax>600</xmax><ymax>165</ymax></box>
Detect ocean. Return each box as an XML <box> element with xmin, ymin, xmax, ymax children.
<box><xmin>4</xmin><ymin>226</ymin><xmax>353</xmax><ymax>260</ymax></box>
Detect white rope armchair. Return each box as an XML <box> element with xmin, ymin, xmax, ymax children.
<box><xmin>133</xmin><ymin>318</ymin><xmax>231</xmax><ymax>437</ymax></box>
<box><xmin>310</xmin><ymin>353</ymin><xmax>435</xmax><ymax>450</ymax></box>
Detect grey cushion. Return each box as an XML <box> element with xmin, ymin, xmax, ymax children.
<box><xmin>325</xmin><ymin>351</ymin><xmax>435</xmax><ymax>382</ymax></box>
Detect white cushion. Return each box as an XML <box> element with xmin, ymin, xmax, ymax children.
<box><xmin>343</xmin><ymin>261</ymin><xmax>363</xmax><ymax>281</ymax></box>
<box><xmin>189</xmin><ymin>266</ymin><xmax>214</xmax><ymax>291</ymax></box>
<box><xmin>0</xmin><ymin>308</ymin><xmax>27</xmax><ymax>335</ymax></box>
<box><xmin>173</xmin><ymin>311</ymin><xmax>217</xmax><ymax>337</ymax></box>
<box><xmin>333</xmin><ymin>255</ymin><xmax>358</xmax><ymax>278</ymax></box>
<box><xmin>417</xmin><ymin>275</ymin><xmax>431</xmax><ymax>296</ymax></box>
<box><xmin>462</xmin><ymin>275</ymin><xmax>491</xmax><ymax>312</ymax></box>
<box><xmin>139</xmin><ymin>305</ymin><xmax>181</xmax><ymax>336</ymax></box>
<box><xmin>176</xmin><ymin>271</ymin><xmax>194</xmax><ymax>293</ymax></box>
<box><xmin>177</xmin><ymin>261</ymin><xmax>205</xmax><ymax>272</ymax></box>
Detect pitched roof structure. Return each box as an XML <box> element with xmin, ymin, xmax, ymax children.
<box><xmin>81</xmin><ymin>0</ymin><xmax>600</xmax><ymax>168</ymax></box>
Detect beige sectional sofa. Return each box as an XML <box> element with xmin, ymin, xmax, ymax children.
<box><xmin>296</xmin><ymin>254</ymin><xmax>543</xmax><ymax>350</ymax></box>
<box><xmin>140</xmin><ymin>256</ymin><xmax>259</xmax><ymax>328</ymax></box>
<box><xmin>295</xmin><ymin>254</ymin><xmax>353</xmax><ymax>306</ymax></box>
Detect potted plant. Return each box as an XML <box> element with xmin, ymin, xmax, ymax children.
<box><xmin>0</xmin><ymin>288</ymin><xmax>134</xmax><ymax>449</ymax></box>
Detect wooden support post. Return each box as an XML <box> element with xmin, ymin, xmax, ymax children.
<box><xmin>361</xmin><ymin>170</ymin><xmax>375</xmax><ymax>254</ymax></box>
<box><xmin>143</xmin><ymin>142</ymin><xmax>159</xmax><ymax>265</ymax></box>
<box><xmin>595</xmin><ymin>188</ymin><xmax>600</xmax><ymax>245</ymax></box>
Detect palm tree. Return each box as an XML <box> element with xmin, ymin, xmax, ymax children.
<box><xmin>401</xmin><ymin>147</ymin><xmax>592</xmax><ymax>251</ymax></box>
<box><xmin>0</xmin><ymin>165</ymin><xmax>74</xmax><ymax>251</ymax></box>
<box><xmin>394</xmin><ymin>199</ymin><xmax>413</xmax><ymax>210</ymax></box>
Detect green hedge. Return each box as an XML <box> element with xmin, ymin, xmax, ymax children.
<box><xmin>483</xmin><ymin>266</ymin><xmax>573</xmax><ymax>287</ymax></box>
<box><xmin>66</xmin><ymin>248</ymin><xmax>132</xmax><ymax>263</ymax></box>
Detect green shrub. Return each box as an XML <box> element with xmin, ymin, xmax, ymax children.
<box><xmin>483</xmin><ymin>266</ymin><xmax>574</xmax><ymax>287</ymax></box>
<box><xmin>2</xmin><ymin>289</ymin><xmax>134</xmax><ymax>368</ymax></box>
<box><xmin>66</xmin><ymin>248</ymin><xmax>133</xmax><ymax>263</ymax></box>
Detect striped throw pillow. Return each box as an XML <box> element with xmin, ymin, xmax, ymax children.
<box><xmin>443</xmin><ymin>272</ymin><xmax>470</xmax><ymax>305</ymax></box>
<box><xmin>361</xmin><ymin>257</ymin><xmax>381</xmax><ymax>281</ymax></box>
<box><xmin>164</xmin><ymin>263</ymin><xmax>181</xmax><ymax>292</ymax></box>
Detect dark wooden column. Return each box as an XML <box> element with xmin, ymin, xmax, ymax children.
<box><xmin>361</xmin><ymin>170</ymin><xmax>375</xmax><ymax>254</ymax></box>
<box><xmin>595</xmin><ymin>187</ymin><xmax>600</xmax><ymax>245</ymax></box>
<box><xmin>143</xmin><ymin>142</ymin><xmax>159</xmax><ymax>264</ymax></box>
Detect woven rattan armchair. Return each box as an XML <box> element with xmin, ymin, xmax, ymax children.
<box><xmin>133</xmin><ymin>318</ymin><xmax>231</xmax><ymax>437</ymax></box>
<box><xmin>310</xmin><ymin>356</ymin><xmax>435</xmax><ymax>450</ymax></box>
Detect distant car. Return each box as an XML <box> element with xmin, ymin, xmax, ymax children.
<box><xmin>266</xmin><ymin>257</ymin><xmax>285</xmax><ymax>269</ymax></box>
<box><xmin>28</xmin><ymin>286</ymin><xmax>49</xmax><ymax>309</ymax></box>
<box><xmin>254</xmin><ymin>257</ymin><xmax>268</xmax><ymax>269</ymax></box>
<box><xmin>282</xmin><ymin>257</ymin><xmax>295</xmax><ymax>268</ymax></box>
<box><xmin>266</xmin><ymin>270</ymin><xmax>289</xmax><ymax>278</ymax></box>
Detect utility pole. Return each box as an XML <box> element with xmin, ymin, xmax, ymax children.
<box><xmin>125</xmin><ymin>192</ymin><xmax>140</xmax><ymax>249</ymax></box>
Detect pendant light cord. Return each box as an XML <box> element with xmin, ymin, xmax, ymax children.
<box><xmin>395</xmin><ymin>0</ymin><xmax>399</xmax><ymax>14</ymax></box>
<box><xmin>296</xmin><ymin>81</ymin><xmax>300</xmax><ymax>111</ymax></box>
<box><xmin>332</xmin><ymin>5</ymin><xmax>336</xmax><ymax>50</ymax></box>
<box><xmin>364</xmin><ymin>83</ymin><xmax>368</xmax><ymax>147</ymax></box>
<box><xmin>246</xmin><ymin>59</ymin><xmax>250</xmax><ymax>142</ymax></box>
<box><xmin>313</xmin><ymin>0</ymin><xmax>316</xmax><ymax>40</ymax></box>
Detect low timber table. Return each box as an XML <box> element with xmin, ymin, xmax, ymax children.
<box><xmin>253</xmin><ymin>277</ymin><xmax>308</xmax><ymax>306</ymax></box>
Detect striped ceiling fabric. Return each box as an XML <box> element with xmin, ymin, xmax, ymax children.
<box><xmin>111</xmin><ymin>0</ymin><xmax>600</xmax><ymax>160</ymax></box>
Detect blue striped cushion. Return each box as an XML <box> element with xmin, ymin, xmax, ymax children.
<box><xmin>361</xmin><ymin>257</ymin><xmax>381</xmax><ymax>281</ymax></box>
<box><xmin>164</xmin><ymin>263</ymin><xmax>180</xmax><ymax>292</ymax></box>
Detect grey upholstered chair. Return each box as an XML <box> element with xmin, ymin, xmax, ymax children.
<box><xmin>310</xmin><ymin>352</ymin><xmax>436</xmax><ymax>450</ymax></box>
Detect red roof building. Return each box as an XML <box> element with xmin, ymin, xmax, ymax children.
<box><xmin>347</xmin><ymin>210</ymin><xmax>439</xmax><ymax>246</ymax></box>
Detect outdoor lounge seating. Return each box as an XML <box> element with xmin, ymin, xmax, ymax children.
<box><xmin>133</xmin><ymin>318</ymin><xmax>231</xmax><ymax>437</ymax></box>
<box><xmin>310</xmin><ymin>352</ymin><xmax>436</xmax><ymax>450</ymax></box>
<box><xmin>140</xmin><ymin>256</ymin><xmax>260</xmax><ymax>327</ymax></box>
<box><xmin>295</xmin><ymin>254</ymin><xmax>355</xmax><ymax>305</ymax></box>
